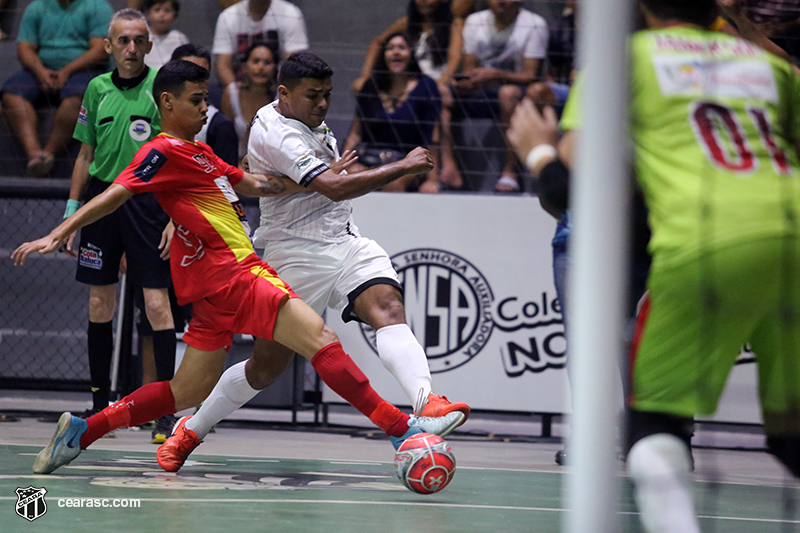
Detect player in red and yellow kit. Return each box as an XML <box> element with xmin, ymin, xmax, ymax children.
<box><xmin>13</xmin><ymin>60</ymin><xmax>462</xmax><ymax>475</ymax></box>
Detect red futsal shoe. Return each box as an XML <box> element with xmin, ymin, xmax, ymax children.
<box><xmin>156</xmin><ymin>415</ymin><xmax>202</xmax><ymax>472</ymax></box>
<box><xmin>416</xmin><ymin>392</ymin><xmax>471</xmax><ymax>425</ymax></box>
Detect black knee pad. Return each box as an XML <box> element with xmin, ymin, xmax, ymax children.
<box><xmin>767</xmin><ymin>436</ymin><xmax>800</xmax><ymax>478</ymax></box>
<box><xmin>626</xmin><ymin>408</ymin><xmax>694</xmax><ymax>455</ymax></box>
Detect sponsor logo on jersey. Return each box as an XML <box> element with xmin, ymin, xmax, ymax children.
<box><xmin>79</xmin><ymin>244</ymin><xmax>103</xmax><ymax>270</ymax></box>
<box><xmin>360</xmin><ymin>248</ymin><xmax>494</xmax><ymax>373</ymax></box>
<box><xmin>296</xmin><ymin>154</ymin><xmax>314</xmax><ymax>170</ymax></box>
<box><xmin>193</xmin><ymin>153</ymin><xmax>218</xmax><ymax>174</ymax></box>
<box><xmin>134</xmin><ymin>149</ymin><xmax>167</xmax><ymax>182</ymax></box>
<box><xmin>78</xmin><ymin>106</ymin><xmax>88</xmax><ymax>125</ymax></box>
<box><xmin>653</xmin><ymin>55</ymin><xmax>778</xmax><ymax>102</ymax></box>
<box><xmin>214</xmin><ymin>177</ymin><xmax>251</xmax><ymax>235</ymax></box>
<box><xmin>16</xmin><ymin>486</ymin><xmax>47</xmax><ymax>522</ymax></box>
<box><xmin>129</xmin><ymin>119</ymin><xmax>152</xmax><ymax>142</ymax></box>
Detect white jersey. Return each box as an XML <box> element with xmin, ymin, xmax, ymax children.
<box><xmin>249</xmin><ymin>101</ymin><xmax>359</xmax><ymax>244</ymax></box>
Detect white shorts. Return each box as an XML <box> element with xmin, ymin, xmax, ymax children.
<box><xmin>262</xmin><ymin>237</ymin><xmax>401</xmax><ymax>322</ymax></box>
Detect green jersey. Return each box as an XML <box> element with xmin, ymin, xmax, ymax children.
<box><xmin>74</xmin><ymin>67</ymin><xmax>161</xmax><ymax>183</ymax></box>
<box><xmin>561</xmin><ymin>26</ymin><xmax>800</xmax><ymax>267</ymax></box>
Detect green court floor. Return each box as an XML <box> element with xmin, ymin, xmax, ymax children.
<box><xmin>1</xmin><ymin>441</ymin><xmax>799</xmax><ymax>533</ymax></box>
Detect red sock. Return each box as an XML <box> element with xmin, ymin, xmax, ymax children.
<box><xmin>311</xmin><ymin>342</ymin><xmax>409</xmax><ymax>437</ymax></box>
<box><xmin>80</xmin><ymin>381</ymin><xmax>175</xmax><ymax>449</ymax></box>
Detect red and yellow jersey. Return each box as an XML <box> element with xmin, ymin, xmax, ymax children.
<box><xmin>116</xmin><ymin>134</ymin><xmax>258</xmax><ymax>304</ymax></box>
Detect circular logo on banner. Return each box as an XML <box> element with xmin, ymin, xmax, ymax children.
<box><xmin>360</xmin><ymin>248</ymin><xmax>494</xmax><ymax>373</ymax></box>
<box><xmin>129</xmin><ymin>119</ymin><xmax>151</xmax><ymax>142</ymax></box>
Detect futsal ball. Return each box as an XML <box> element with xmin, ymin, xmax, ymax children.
<box><xmin>394</xmin><ymin>432</ymin><xmax>456</xmax><ymax>494</ymax></box>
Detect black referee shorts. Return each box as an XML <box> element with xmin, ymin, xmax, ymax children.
<box><xmin>76</xmin><ymin>177</ymin><xmax>172</xmax><ymax>288</ymax></box>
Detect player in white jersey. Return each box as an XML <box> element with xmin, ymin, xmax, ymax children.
<box><xmin>157</xmin><ymin>52</ymin><xmax>470</xmax><ymax>471</ymax></box>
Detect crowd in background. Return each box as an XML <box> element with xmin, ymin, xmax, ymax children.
<box><xmin>0</xmin><ymin>0</ymin><xmax>578</xmax><ymax>193</ymax></box>
<box><xmin>4</xmin><ymin>0</ymin><xmax>800</xmax><ymax>191</ymax></box>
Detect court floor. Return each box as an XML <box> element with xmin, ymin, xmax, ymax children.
<box><xmin>1</xmin><ymin>413</ymin><xmax>799</xmax><ymax>532</ymax></box>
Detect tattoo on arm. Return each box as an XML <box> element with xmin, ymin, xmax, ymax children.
<box><xmin>258</xmin><ymin>177</ymin><xmax>288</xmax><ymax>195</ymax></box>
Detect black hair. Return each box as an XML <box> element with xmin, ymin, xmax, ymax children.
<box><xmin>639</xmin><ymin>0</ymin><xmax>716</xmax><ymax>27</ymax></box>
<box><xmin>241</xmin><ymin>42</ymin><xmax>277</xmax><ymax>95</ymax></box>
<box><xmin>372</xmin><ymin>32</ymin><xmax>422</xmax><ymax>93</ymax></box>
<box><xmin>407</xmin><ymin>0</ymin><xmax>452</xmax><ymax>68</ymax></box>
<box><xmin>170</xmin><ymin>43</ymin><xmax>210</xmax><ymax>64</ymax></box>
<box><xmin>277</xmin><ymin>51</ymin><xmax>333</xmax><ymax>88</ymax></box>
<box><xmin>243</xmin><ymin>42</ymin><xmax>276</xmax><ymax>63</ymax></box>
<box><xmin>142</xmin><ymin>0</ymin><xmax>180</xmax><ymax>16</ymax></box>
<box><xmin>152</xmin><ymin>60</ymin><xmax>209</xmax><ymax>108</ymax></box>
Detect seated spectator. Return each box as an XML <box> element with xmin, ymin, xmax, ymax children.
<box><xmin>128</xmin><ymin>0</ymin><xmax>237</xmax><ymax>9</ymax></box>
<box><xmin>0</xmin><ymin>0</ymin><xmax>12</xmax><ymax>41</ymax></box>
<box><xmin>353</xmin><ymin>0</ymin><xmax>473</xmax><ymax>190</ymax></box>
<box><xmin>344</xmin><ymin>33</ymin><xmax>441</xmax><ymax>193</ymax></box>
<box><xmin>453</xmin><ymin>0</ymin><xmax>548</xmax><ymax>192</ymax></box>
<box><xmin>212</xmin><ymin>0</ymin><xmax>308</xmax><ymax>87</ymax></box>
<box><xmin>170</xmin><ymin>43</ymin><xmax>239</xmax><ymax>166</ymax></box>
<box><xmin>143</xmin><ymin>0</ymin><xmax>189</xmax><ymax>71</ymax></box>
<box><xmin>1</xmin><ymin>0</ymin><xmax>112</xmax><ymax>177</ymax></box>
<box><xmin>220</xmin><ymin>42</ymin><xmax>277</xmax><ymax>161</ymax></box>
<box><xmin>525</xmin><ymin>0</ymin><xmax>576</xmax><ymax>112</ymax></box>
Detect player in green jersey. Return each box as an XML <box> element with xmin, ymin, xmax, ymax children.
<box><xmin>63</xmin><ymin>8</ymin><xmax>178</xmax><ymax>444</ymax></box>
<box><xmin>556</xmin><ymin>0</ymin><xmax>800</xmax><ymax>530</ymax></box>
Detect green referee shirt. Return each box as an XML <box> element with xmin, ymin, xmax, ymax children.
<box><xmin>74</xmin><ymin>66</ymin><xmax>161</xmax><ymax>182</ymax></box>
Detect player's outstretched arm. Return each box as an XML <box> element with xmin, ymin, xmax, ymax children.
<box><xmin>12</xmin><ymin>184</ymin><xmax>133</xmax><ymax>266</ymax></box>
<box><xmin>233</xmin><ymin>173</ymin><xmax>304</xmax><ymax>198</ymax></box>
<box><xmin>308</xmin><ymin>146</ymin><xmax>434</xmax><ymax>202</ymax></box>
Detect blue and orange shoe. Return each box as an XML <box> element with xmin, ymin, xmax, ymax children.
<box><xmin>33</xmin><ymin>412</ymin><xmax>87</xmax><ymax>474</ymax></box>
<box><xmin>389</xmin><ymin>411</ymin><xmax>464</xmax><ymax>450</ymax></box>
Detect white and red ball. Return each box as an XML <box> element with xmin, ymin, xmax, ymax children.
<box><xmin>394</xmin><ymin>432</ymin><xmax>456</xmax><ymax>494</ymax></box>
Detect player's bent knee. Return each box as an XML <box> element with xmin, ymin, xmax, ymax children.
<box><xmin>767</xmin><ymin>436</ymin><xmax>800</xmax><ymax>477</ymax></box>
<box><xmin>626</xmin><ymin>408</ymin><xmax>693</xmax><ymax>455</ymax></box>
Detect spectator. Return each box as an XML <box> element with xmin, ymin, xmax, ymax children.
<box><xmin>353</xmin><ymin>0</ymin><xmax>474</xmax><ymax>190</ymax></box>
<box><xmin>212</xmin><ymin>0</ymin><xmax>308</xmax><ymax>88</ymax></box>
<box><xmin>454</xmin><ymin>0</ymin><xmax>548</xmax><ymax>192</ymax></box>
<box><xmin>221</xmin><ymin>42</ymin><xmax>277</xmax><ymax>161</ymax></box>
<box><xmin>170</xmin><ymin>43</ymin><xmax>239</xmax><ymax>166</ymax></box>
<box><xmin>128</xmin><ymin>0</ymin><xmax>238</xmax><ymax>9</ymax></box>
<box><xmin>344</xmin><ymin>32</ymin><xmax>441</xmax><ymax>193</ymax></box>
<box><xmin>1</xmin><ymin>0</ymin><xmax>113</xmax><ymax>177</ymax></box>
<box><xmin>142</xmin><ymin>0</ymin><xmax>189</xmax><ymax>71</ymax></box>
<box><xmin>525</xmin><ymin>0</ymin><xmax>576</xmax><ymax>113</ymax></box>
<box><xmin>0</xmin><ymin>0</ymin><xmax>12</xmax><ymax>41</ymax></box>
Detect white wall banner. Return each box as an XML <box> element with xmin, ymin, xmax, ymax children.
<box><xmin>322</xmin><ymin>193</ymin><xmax>761</xmax><ymax>424</ymax></box>
<box><xmin>324</xmin><ymin>193</ymin><xmax>572</xmax><ymax>414</ymax></box>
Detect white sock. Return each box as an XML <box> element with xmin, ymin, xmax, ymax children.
<box><xmin>375</xmin><ymin>324</ymin><xmax>432</xmax><ymax>407</ymax></box>
<box><xmin>185</xmin><ymin>361</ymin><xmax>259</xmax><ymax>439</ymax></box>
<box><xmin>628</xmin><ymin>434</ymin><xmax>700</xmax><ymax>533</ymax></box>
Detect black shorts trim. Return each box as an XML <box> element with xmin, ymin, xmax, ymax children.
<box><xmin>341</xmin><ymin>277</ymin><xmax>402</xmax><ymax>324</ymax></box>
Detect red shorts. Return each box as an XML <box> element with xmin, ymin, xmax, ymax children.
<box><xmin>183</xmin><ymin>261</ymin><xmax>298</xmax><ymax>351</ymax></box>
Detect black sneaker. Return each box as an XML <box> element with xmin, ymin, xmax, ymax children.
<box><xmin>79</xmin><ymin>408</ymin><xmax>100</xmax><ymax>419</ymax></box>
<box><xmin>152</xmin><ymin>414</ymin><xmax>177</xmax><ymax>444</ymax></box>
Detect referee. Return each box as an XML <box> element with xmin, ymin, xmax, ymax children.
<box><xmin>64</xmin><ymin>8</ymin><xmax>176</xmax><ymax>442</ymax></box>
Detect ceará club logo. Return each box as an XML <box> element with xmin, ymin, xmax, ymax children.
<box><xmin>360</xmin><ymin>249</ymin><xmax>494</xmax><ymax>373</ymax></box>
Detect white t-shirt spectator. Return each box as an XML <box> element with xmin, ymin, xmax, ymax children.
<box><xmin>212</xmin><ymin>0</ymin><xmax>309</xmax><ymax>61</ymax></box>
<box><xmin>145</xmin><ymin>29</ymin><xmax>190</xmax><ymax>71</ymax></box>
<box><xmin>462</xmin><ymin>8</ymin><xmax>548</xmax><ymax>72</ymax></box>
